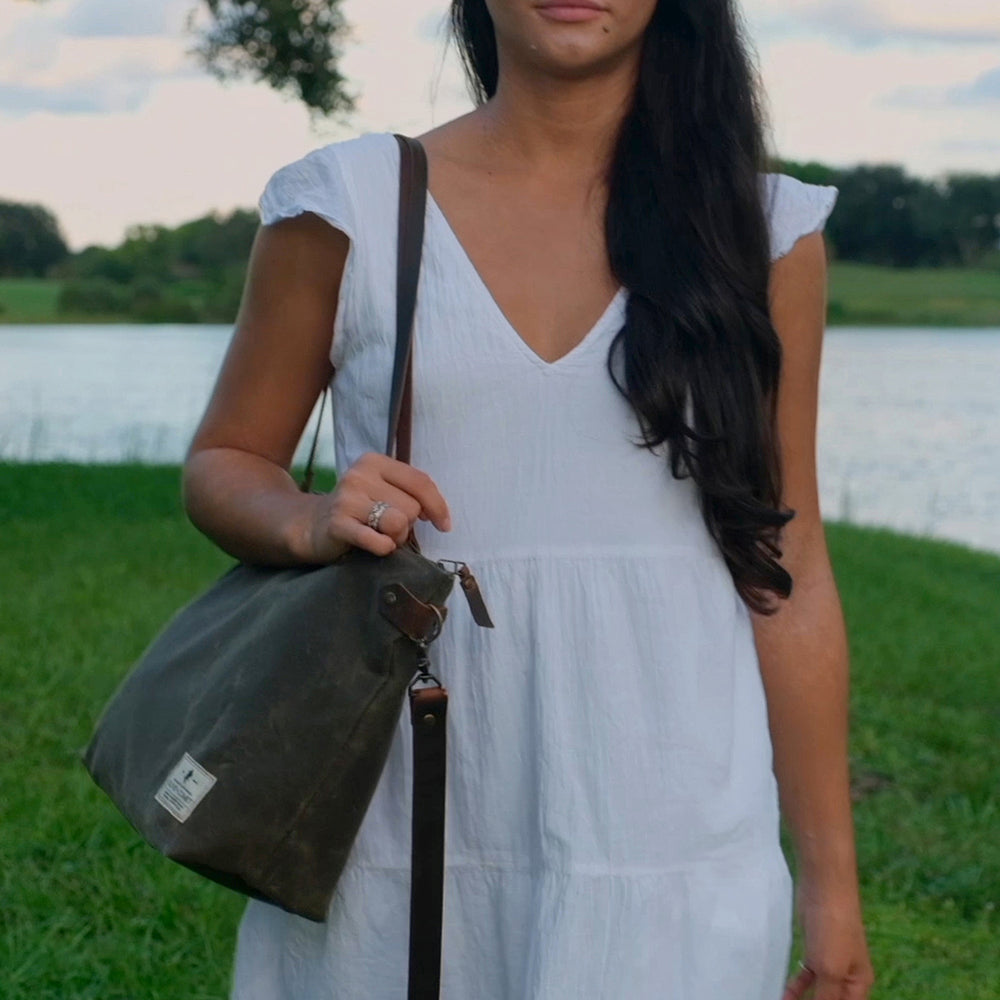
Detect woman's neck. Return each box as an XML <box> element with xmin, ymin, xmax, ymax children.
<box><xmin>467</xmin><ymin>60</ymin><xmax>637</xmax><ymax>182</ymax></box>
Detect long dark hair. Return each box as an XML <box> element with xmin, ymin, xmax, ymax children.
<box><xmin>449</xmin><ymin>0</ymin><xmax>794</xmax><ymax>615</ymax></box>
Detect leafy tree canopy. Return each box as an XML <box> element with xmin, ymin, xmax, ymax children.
<box><xmin>0</xmin><ymin>201</ymin><xmax>69</xmax><ymax>277</ymax></box>
<box><xmin>184</xmin><ymin>0</ymin><xmax>356</xmax><ymax>119</ymax></box>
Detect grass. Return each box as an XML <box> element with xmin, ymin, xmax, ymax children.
<box><xmin>0</xmin><ymin>278</ymin><xmax>66</xmax><ymax>322</ymax></box>
<box><xmin>1</xmin><ymin>463</ymin><xmax>998</xmax><ymax>998</ymax></box>
<box><xmin>0</xmin><ymin>278</ymin><xmax>130</xmax><ymax>325</ymax></box>
<box><xmin>827</xmin><ymin>262</ymin><xmax>1000</xmax><ymax>327</ymax></box>
<box><xmin>3</xmin><ymin>262</ymin><xmax>1000</xmax><ymax>327</ymax></box>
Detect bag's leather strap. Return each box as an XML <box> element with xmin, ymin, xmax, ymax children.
<box><xmin>300</xmin><ymin>133</ymin><xmax>444</xmax><ymax>997</ymax></box>
<box><xmin>408</xmin><ymin>684</ymin><xmax>448</xmax><ymax>1000</ymax></box>
<box><xmin>393</xmin><ymin>134</ymin><xmax>447</xmax><ymax>1000</ymax></box>
<box><xmin>388</xmin><ymin>133</ymin><xmax>426</xmax><ymax>466</ymax></box>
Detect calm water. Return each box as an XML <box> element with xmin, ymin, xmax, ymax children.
<box><xmin>2</xmin><ymin>324</ymin><xmax>999</xmax><ymax>555</ymax></box>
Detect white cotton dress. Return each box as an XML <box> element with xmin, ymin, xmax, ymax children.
<box><xmin>231</xmin><ymin>131</ymin><xmax>839</xmax><ymax>1000</ymax></box>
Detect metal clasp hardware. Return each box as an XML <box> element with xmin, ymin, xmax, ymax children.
<box><xmin>408</xmin><ymin>640</ymin><xmax>443</xmax><ymax>694</ymax></box>
<box><xmin>435</xmin><ymin>559</ymin><xmax>494</xmax><ymax>628</ymax></box>
<box><xmin>422</xmin><ymin>603</ymin><xmax>444</xmax><ymax>644</ymax></box>
<box><xmin>379</xmin><ymin>584</ymin><xmax>448</xmax><ymax>644</ymax></box>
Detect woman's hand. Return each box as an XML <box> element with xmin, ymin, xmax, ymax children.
<box><xmin>301</xmin><ymin>451</ymin><xmax>453</xmax><ymax>562</ymax></box>
<box><xmin>782</xmin><ymin>880</ymin><xmax>875</xmax><ymax>1000</ymax></box>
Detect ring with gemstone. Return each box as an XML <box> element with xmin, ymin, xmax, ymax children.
<box><xmin>366</xmin><ymin>500</ymin><xmax>391</xmax><ymax>531</ymax></box>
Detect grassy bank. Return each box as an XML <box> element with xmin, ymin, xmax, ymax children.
<box><xmin>827</xmin><ymin>262</ymin><xmax>1000</xmax><ymax>327</ymax></box>
<box><xmin>1</xmin><ymin>464</ymin><xmax>998</xmax><ymax>998</ymax></box>
<box><xmin>0</xmin><ymin>278</ymin><xmax>65</xmax><ymax>322</ymax></box>
<box><xmin>3</xmin><ymin>262</ymin><xmax>999</xmax><ymax>327</ymax></box>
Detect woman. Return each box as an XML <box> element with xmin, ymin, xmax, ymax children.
<box><xmin>184</xmin><ymin>1</ymin><xmax>874</xmax><ymax>997</ymax></box>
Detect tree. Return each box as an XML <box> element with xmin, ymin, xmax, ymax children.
<box><xmin>778</xmin><ymin>160</ymin><xmax>1000</xmax><ymax>268</ymax></box>
<box><xmin>0</xmin><ymin>201</ymin><xmax>69</xmax><ymax>277</ymax></box>
<box><xmin>172</xmin><ymin>210</ymin><xmax>261</xmax><ymax>279</ymax></box>
<box><xmin>945</xmin><ymin>174</ymin><xmax>1000</xmax><ymax>266</ymax></box>
<box><xmin>184</xmin><ymin>0</ymin><xmax>356</xmax><ymax>119</ymax></box>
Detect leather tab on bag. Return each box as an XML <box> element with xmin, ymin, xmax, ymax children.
<box><xmin>408</xmin><ymin>685</ymin><xmax>448</xmax><ymax>1000</ymax></box>
<box><xmin>456</xmin><ymin>565</ymin><xmax>494</xmax><ymax>628</ymax></box>
<box><xmin>380</xmin><ymin>584</ymin><xmax>448</xmax><ymax>644</ymax></box>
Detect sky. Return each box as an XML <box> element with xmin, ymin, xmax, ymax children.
<box><xmin>1</xmin><ymin>0</ymin><xmax>998</xmax><ymax>252</ymax></box>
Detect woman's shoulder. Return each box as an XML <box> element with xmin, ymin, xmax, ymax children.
<box><xmin>257</xmin><ymin>132</ymin><xmax>398</xmax><ymax>234</ymax></box>
<box><xmin>757</xmin><ymin>172</ymin><xmax>839</xmax><ymax>263</ymax></box>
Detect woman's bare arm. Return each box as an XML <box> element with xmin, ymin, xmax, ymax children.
<box><xmin>754</xmin><ymin>232</ymin><xmax>874</xmax><ymax>996</ymax></box>
<box><xmin>182</xmin><ymin>212</ymin><xmax>451</xmax><ymax>567</ymax></box>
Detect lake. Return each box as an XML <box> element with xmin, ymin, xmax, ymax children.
<box><xmin>2</xmin><ymin>324</ymin><xmax>998</xmax><ymax>556</ymax></box>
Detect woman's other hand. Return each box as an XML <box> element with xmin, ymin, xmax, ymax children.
<box><xmin>782</xmin><ymin>880</ymin><xmax>875</xmax><ymax>1000</ymax></box>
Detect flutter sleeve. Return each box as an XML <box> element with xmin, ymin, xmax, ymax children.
<box><xmin>258</xmin><ymin>143</ymin><xmax>356</xmax><ymax>237</ymax></box>
<box><xmin>760</xmin><ymin>172</ymin><xmax>839</xmax><ymax>263</ymax></box>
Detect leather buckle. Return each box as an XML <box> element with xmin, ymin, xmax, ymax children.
<box><xmin>379</xmin><ymin>583</ymin><xmax>448</xmax><ymax>644</ymax></box>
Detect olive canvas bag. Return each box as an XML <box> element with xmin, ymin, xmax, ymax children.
<box><xmin>82</xmin><ymin>134</ymin><xmax>493</xmax><ymax>1000</ymax></box>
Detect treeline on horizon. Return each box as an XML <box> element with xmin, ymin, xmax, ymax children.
<box><xmin>0</xmin><ymin>158</ymin><xmax>997</xmax><ymax>324</ymax></box>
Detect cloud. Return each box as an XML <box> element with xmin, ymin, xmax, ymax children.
<box><xmin>752</xmin><ymin>0</ymin><xmax>1000</xmax><ymax>49</ymax></box>
<box><xmin>0</xmin><ymin>0</ymin><xmax>201</xmax><ymax>115</ymax></box>
<box><xmin>882</xmin><ymin>85</ymin><xmax>946</xmax><ymax>110</ymax></box>
<box><xmin>937</xmin><ymin>137</ymin><xmax>1000</xmax><ymax>155</ymax></box>
<box><xmin>884</xmin><ymin>65</ymin><xmax>1000</xmax><ymax>109</ymax></box>
<box><xmin>0</xmin><ymin>78</ymin><xmax>147</xmax><ymax>115</ymax></box>
<box><xmin>417</xmin><ymin>8</ymin><xmax>449</xmax><ymax>43</ymax></box>
<box><xmin>949</xmin><ymin>66</ymin><xmax>1000</xmax><ymax>106</ymax></box>
<box><xmin>0</xmin><ymin>60</ymin><xmax>201</xmax><ymax>117</ymax></box>
<box><xmin>60</xmin><ymin>0</ymin><xmax>190</xmax><ymax>39</ymax></box>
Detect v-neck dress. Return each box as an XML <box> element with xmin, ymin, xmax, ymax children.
<box><xmin>232</xmin><ymin>131</ymin><xmax>839</xmax><ymax>1000</ymax></box>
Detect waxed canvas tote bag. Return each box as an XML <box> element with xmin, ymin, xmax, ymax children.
<box><xmin>82</xmin><ymin>134</ymin><xmax>493</xmax><ymax>999</ymax></box>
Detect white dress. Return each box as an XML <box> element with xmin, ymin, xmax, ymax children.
<box><xmin>232</xmin><ymin>131</ymin><xmax>838</xmax><ymax>1000</ymax></box>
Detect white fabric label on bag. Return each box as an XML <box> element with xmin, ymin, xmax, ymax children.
<box><xmin>154</xmin><ymin>752</ymin><xmax>217</xmax><ymax>823</ymax></box>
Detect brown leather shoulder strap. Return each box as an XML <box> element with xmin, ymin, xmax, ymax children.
<box><xmin>387</xmin><ymin>133</ymin><xmax>427</xmax><ymax>464</ymax></box>
<box><xmin>408</xmin><ymin>684</ymin><xmax>448</xmax><ymax>999</ymax></box>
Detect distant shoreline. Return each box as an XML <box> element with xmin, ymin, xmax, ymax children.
<box><xmin>2</xmin><ymin>262</ymin><xmax>998</xmax><ymax>328</ymax></box>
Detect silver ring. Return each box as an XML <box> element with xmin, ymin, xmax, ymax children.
<box><xmin>798</xmin><ymin>960</ymin><xmax>815</xmax><ymax>974</ymax></box>
<box><xmin>366</xmin><ymin>500</ymin><xmax>391</xmax><ymax>531</ymax></box>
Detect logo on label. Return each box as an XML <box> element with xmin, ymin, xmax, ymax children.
<box><xmin>155</xmin><ymin>752</ymin><xmax>217</xmax><ymax>823</ymax></box>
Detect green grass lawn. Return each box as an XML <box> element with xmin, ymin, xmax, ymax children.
<box><xmin>0</xmin><ymin>278</ymin><xmax>131</xmax><ymax>325</ymax></box>
<box><xmin>0</xmin><ymin>278</ymin><xmax>66</xmax><ymax>322</ymax></box>
<box><xmin>3</xmin><ymin>263</ymin><xmax>999</xmax><ymax>327</ymax></box>
<box><xmin>1</xmin><ymin>463</ymin><xmax>998</xmax><ymax>998</ymax></box>
<box><xmin>827</xmin><ymin>262</ymin><xmax>1000</xmax><ymax>327</ymax></box>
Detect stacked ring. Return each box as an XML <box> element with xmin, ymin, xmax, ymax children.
<box><xmin>366</xmin><ymin>500</ymin><xmax>391</xmax><ymax>531</ymax></box>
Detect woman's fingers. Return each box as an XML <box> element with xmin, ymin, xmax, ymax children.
<box><xmin>328</xmin><ymin>492</ymin><xmax>409</xmax><ymax>551</ymax></box>
<box><xmin>812</xmin><ymin>974</ymin><xmax>845</xmax><ymax>1000</ymax></box>
<box><xmin>329</xmin><ymin>511</ymin><xmax>398</xmax><ymax>557</ymax></box>
<box><xmin>323</xmin><ymin>452</ymin><xmax>453</xmax><ymax>557</ymax></box>
<box><xmin>845</xmin><ymin>968</ymin><xmax>876</xmax><ymax>999</ymax></box>
<box><xmin>783</xmin><ymin>963</ymin><xmax>874</xmax><ymax>1000</ymax></box>
<box><xmin>793</xmin><ymin>888</ymin><xmax>874</xmax><ymax>1000</ymax></box>
<box><xmin>782</xmin><ymin>966</ymin><xmax>815</xmax><ymax>1000</ymax></box>
<box><xmin>825</xmin><ymin>961</ymin><xmax>876</xmax><ymax>1000</ymax></box>
<box><xmin>359</xmin><ymin>499</ymin><xmax>411</xmax><ymax>546</ymax></box>
<box><xmin>373</xmin><ymin>456</ymin><xmax>452</xmax><ymax>531</ymax></box>
<box><xmin>363</xmin><ymin>480</ymin><xmax>424</xmax><ymax>530</ymax></box>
